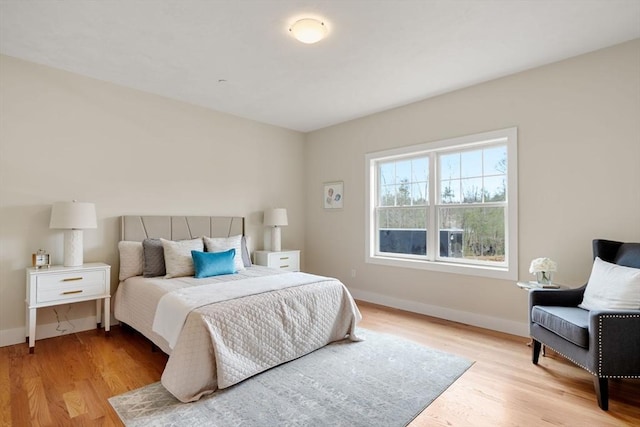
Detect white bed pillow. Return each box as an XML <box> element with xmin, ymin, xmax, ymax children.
<box><xmin>118</xmin><ymin>241</ymin><xmax>143</xmax><ymax>281</ymax></box>
<box><xmin>161</xmin><ymin>238</ymin><xmax>204</xmax><ymax>279</ymax></box>
<box><xmin>203</xmin><ymin>235</ymin><xmax>245</xmax><ymax>272</ymax></box>
<box><xmin>579</xmin><ymin>257</ymin><xmax>640</xmax><ymax>311</ymax></box>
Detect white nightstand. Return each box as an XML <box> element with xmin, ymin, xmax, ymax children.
<box><xmin>25</xmin><ymin>262</ymin><xmax>111</xmax><ymax>353</ymax></box>
<box><xmin>254</xmin><ymin>250</ymin><xmax>300</xmax><ymax>272</ymax></box>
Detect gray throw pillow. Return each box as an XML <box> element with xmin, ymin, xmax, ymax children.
<box><xmin>143</xmin><ymin>238</ymin><xmax>166</xmax><ymax>277</ymax></box>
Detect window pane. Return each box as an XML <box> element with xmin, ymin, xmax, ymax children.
<box><xmin>379</xmin><ymin>162</ymin><xmax>394</xmax><ymax>186</ymax></box>
<box><xmin>484</xmin><ymin>145</ymin><xmax>507</xmax><ymax>176</ymax></box>
<box><xmin>440</xmin><ymin>179</ymin><xmax>460</xmax><ymax>204</ymax></box>
<box><xmin>438</xmin><ymin>206</ymin><xmax>505</xmax><ymax>262</ymax></box>
<box><xmin>377</xmin><ymin>207</ymin><xmax>427</xmax><ymax>255</ymax></box>
<box><xmin>378</xmin><ymin>208</ymin><xmax>390</xmax><ymax>229</ymax></box>
<box><xmin>461</xmin><ymin>177</ymin><xmax>483</xmax><ymax>203</ymax></box>
<box><xmin>396</xmin><ymin>180</ymin><xmax>412</xmax><ymax>206</ymax></box>
<box><xmin>484</xmin><ymin>176</ymin><xmax>506</xmax><ymax>202</ymax></box>
<box><xmin>460</xmin><ymin>149</ymin><xmax>482</xmax><ymax>178</ymax></box>
<box><xmin>395</xmin><ymin>160</ymin><xmax>411</xmax><ymax>183</ymax></box>
<box><xmin>411</xmin><ymin>158</ymin><xmax>429</xmax><ymax>181</ymax></box>
<box><xmin>380</xmin><ymin>184</ymin><xmax>396</xmax><ymax>206</ymax></box>
<box><xmin>438</xmin><ymin>228</ymin><xmax>464</xmax><ymax>258</ymax></box>
<box><xmin>440</xmin><ymin>153</ymin><xmax>460</xmax><ymax>180</ymax></box>
<box><xmin>440</xmin><ymin>145</ymin><xmax>508</xmax><ymax>205</ymax></box>
<box><xmin>379</xmin><ymin>157</ymin><xmax>429</xmax><ymax>207</ymax></box>
<box><xmin>411</xmin><ymin>182</ymin><xmax>428</xmax><ymax>205</ymax></box>
<box><xmin>378</xmin><ymin>207</ymin><xmax>427</xmax><ymax>229</ymax></box>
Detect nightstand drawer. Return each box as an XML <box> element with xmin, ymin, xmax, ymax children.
<box><xmin>36</xmin><ymin>270</ymin><xmax>107</xmax><ymax>304</ymax></box>
<box><xmin>269</xmin><ymin>252</ymin><xmax>299</xmax><ymax>271</ymax></box>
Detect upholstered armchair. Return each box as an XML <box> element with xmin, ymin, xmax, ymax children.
<box><xmin>529</xmin><ymin>239</ymin><xmax>640</xmax><ymax>410</ymax></box>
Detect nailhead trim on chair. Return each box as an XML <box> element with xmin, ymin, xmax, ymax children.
<box><xmin>543</xmin><ymin>343</ymin><xmax>597</xmax><ymax>376</ymax></box>
<box><xmin>540</xmin><ymin>314</ymin><xmax>640</xmax><ymax>380</ymax></box>
<box><xmin>597</xmin><ymin>314</ymin><xmax>640</xmax><ymax>379</ymax></box>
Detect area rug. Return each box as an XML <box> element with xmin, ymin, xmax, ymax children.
<box><xmin>108</xmin><ymin>329</ymin><xmax>473</xmax><ymax>426</ymax></box>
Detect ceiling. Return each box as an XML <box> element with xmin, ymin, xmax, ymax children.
<box><xmin>1</xmin><ymin>1</ymin><xmax>639</xmax><ymax>132</ymax></box>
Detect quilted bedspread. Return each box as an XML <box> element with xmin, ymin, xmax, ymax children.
<box><xmin>160</xmin><ymin>276</ymin><xmax>361</xmax><ymax>402</ymax></box>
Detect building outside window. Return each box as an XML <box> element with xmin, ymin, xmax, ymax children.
<box><xmin>365</xmin><ymin>127</ymin><xmax>518</xmax><ymax>280</ymax></box>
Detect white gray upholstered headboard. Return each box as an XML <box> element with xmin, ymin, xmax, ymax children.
<box><xmin>120</xmin><ymin>216</ymin><xmax>244</xmax><ymax>242</ymax></box>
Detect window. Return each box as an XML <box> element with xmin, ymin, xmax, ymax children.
<box><xmin>366</xmin><ymin>128</ymin><xmax>517</xmax><ymax>280</ymax></box>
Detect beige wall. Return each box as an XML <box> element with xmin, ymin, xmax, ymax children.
<box><xmin>1</xmin><ymin>39</ymin><xmax>638</xmax><ymax>346</ymax></box>
<box><xmin>304</xmin><ymin>40</ymin><xmax>640</xmax><ymax>335</ymax></box>
<box><xmin>0</xmin><ymin>55</ymin><xmax>306</xmax><ymax>345</ymax></box>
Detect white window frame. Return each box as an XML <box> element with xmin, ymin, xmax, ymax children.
<box><xmin>365</xmin><ymin>127</ymin><xmax>518</xmax><ymax>280</ymax></box>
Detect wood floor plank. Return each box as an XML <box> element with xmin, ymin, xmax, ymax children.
<box><xmin>1</xmin><ymin>301</ymin><xmax>638</xmax><ymax>426</ymax></box>
<box><xmin>7</xmin><ymin>345</ymin><xmax>30</xmax><ymax>427</ymax></box>
<box><xmin>62</xmin><ymin>389</ymin><xmax>87</xmax><ymax>418</ymax></box>
<box><xmin>75</xmin><ymin>379</ymin><xmax>107</xmax><ymax>421</ymax></box>
<box><xmin>0</xmin><ymin>347</ymin><xmax>12</xmax><ymax>427</ymax></box>
<box><xmin>24</xmin><ymin>377</ymin><xmax>53</xmax><ymax>426</ymax></box>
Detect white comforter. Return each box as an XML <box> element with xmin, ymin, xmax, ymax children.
<box><xmin>152</xmin><ymin>272</ymin><xmax>339</xmax><ymax>350</ymax></box>
<box><xmin>151</xmin><ymin>272</ymin><xmax>361</xmax><ymax>402</ymax></box>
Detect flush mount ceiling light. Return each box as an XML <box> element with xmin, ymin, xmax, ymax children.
<box><xmin>289</xmin><ymin>18</ymin><xmax>328</xmax><ymax>44</ymax></box>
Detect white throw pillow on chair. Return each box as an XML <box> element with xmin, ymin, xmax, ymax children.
<box><xmin>579</xmin><ymin>257</ymin><xmax>640</xmax><ymax>310</ymax></box>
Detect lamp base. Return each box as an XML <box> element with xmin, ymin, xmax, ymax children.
<box><xmin>63</xmin><ymin>229</ymin><xmax>84</xmax><ymax>267</ymax></box>
<box><xmin>271</xmin><ymin>227</ymin><xmax>282</xmax><ymax>252</ymax></box>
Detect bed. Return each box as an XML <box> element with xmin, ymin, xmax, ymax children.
<box><xmin>113</xmin><ymin>215</ymin><xmax>361</xmax><ymax>402</ymax></box>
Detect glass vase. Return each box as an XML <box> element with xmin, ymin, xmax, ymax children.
<box><xmin>536</xmin><ymin>271</ymin><xmax>553</xmax><ymax>285</ymax></box>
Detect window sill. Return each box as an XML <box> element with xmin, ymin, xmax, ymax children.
<box><xmin>366</xmin><ymin>255</ymin><xmax>517</xmax><ymax>280</ymax></box>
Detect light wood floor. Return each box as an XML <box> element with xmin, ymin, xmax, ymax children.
<box><xmin>1</xmin><ymin>301</ymin><xmax>639</xmax><ymax>426</ymax></box>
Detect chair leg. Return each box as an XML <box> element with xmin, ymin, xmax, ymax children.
<box><xmin>532</xmin><ymin>339</ymin><xmax>541</xmax><ymax>365</ymax></box>
<box><xmin>594</xmin><ymin>377</ymin><xmax>609</xmax><ymax>411</ymax></box>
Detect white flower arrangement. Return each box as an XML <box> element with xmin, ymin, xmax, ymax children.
<box><xmin>529</xmin><ymin>257</ymin><xmax>557</xmax><ymax>274</ymax></box>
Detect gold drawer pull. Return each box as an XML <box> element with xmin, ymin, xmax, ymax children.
<box><xmin>62</xmin><ymin>277</ymin><xmax>83</xmax><ymax>282</ymax></box>
<box><xmin>62</xmin><ymin>290</ymin><xmax>83</xmax><ymax>295</ymax></box>
<box><xmin>280</xmin><ymin>265</ymin><xmax>289</xmax><ymax>269</ymax></box>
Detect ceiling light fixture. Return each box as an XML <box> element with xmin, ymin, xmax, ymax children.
<box><xmin>289</xmin><ymin>18</ymin><xmax>328</xmax><ymax>44</ymax></box>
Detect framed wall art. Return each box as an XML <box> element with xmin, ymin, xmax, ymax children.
<box><xmin>323</xmin><ymin>181</ymin><xmax>344</xmax><ymax>209</ymax></box>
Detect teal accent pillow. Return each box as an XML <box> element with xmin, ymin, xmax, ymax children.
<box><xmin>191</xmin><ymin>249</ymin><xmax>237</xmax><ymax>278</ymax></box>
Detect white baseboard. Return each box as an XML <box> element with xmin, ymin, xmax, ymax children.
<box><xmin>350</xmin><ymin>287</ymin><xmax>529</xmax><ymax>337</ymax></box>
<box><xmin>0</xmin><ymin>315</ymin><xmax>107</xmax><ymax>348</ymax></box>
<box><xmin>2</xmin><ymin>292</ymin><xmax>528</xmax><ymax>347</ymax></box>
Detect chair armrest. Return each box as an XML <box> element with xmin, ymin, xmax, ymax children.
<box><xmin>529</xmin><ymin>285</ymin><xmax>586</xmax><ymax>308</ymax></box>
<box><xmin>588</xmin><ymin>310</ymin><xmax>640</xmax><ymax>377</ymax></box>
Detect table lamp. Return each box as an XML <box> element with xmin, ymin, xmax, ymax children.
<box><xmin>264</xmin><ymin>208</ymin><xmax>288</xmax><ymax>252</ymax></box>
<box><xmin>49</xmin><ymin>200</ymin><xmax>97</xmax><ymax>266</ymax></box>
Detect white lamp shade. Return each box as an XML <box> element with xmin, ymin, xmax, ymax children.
<box><xmin>50</xmin><ymin>201</ymin><xmax>97</xmax><ymax>229</ymax></box>
<box><xmin>264</xmin><ymin>208</ymin><xmax>288</xmax><ymax>227</ymax></box>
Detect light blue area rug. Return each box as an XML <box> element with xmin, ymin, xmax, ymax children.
<box><xmin>108</xmin><ymin>329</ymin><xmax>473</xmax><ymax>426</ymax></box>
